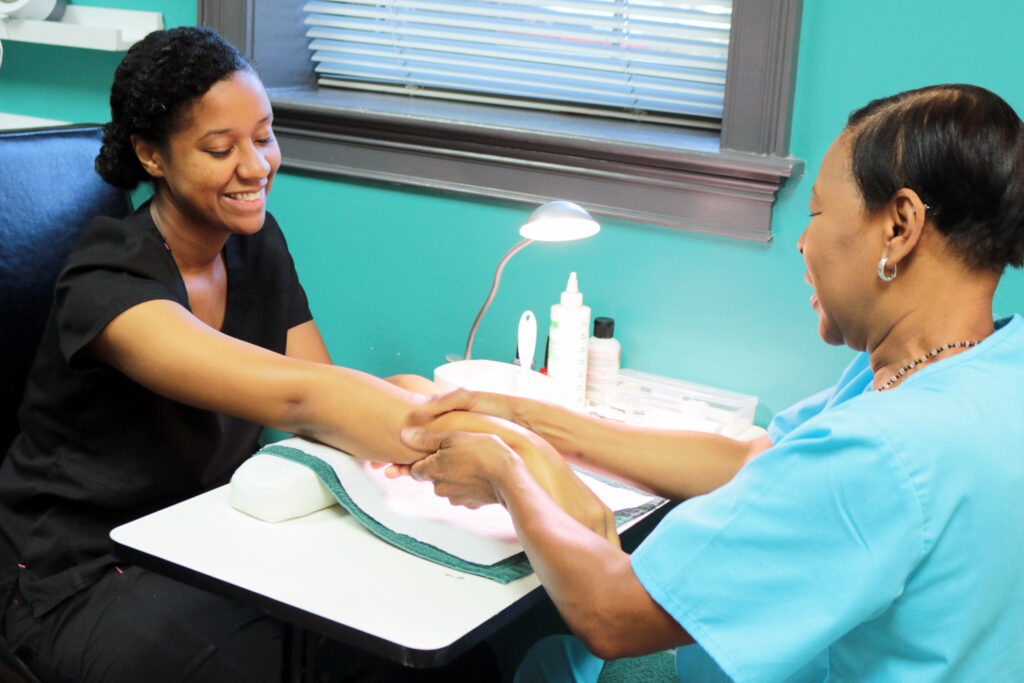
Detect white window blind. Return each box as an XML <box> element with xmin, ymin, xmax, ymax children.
<box><xmin>302</xmin><ymin>0</ymin><xmax>732</xmax><ymax>126</ymax></box>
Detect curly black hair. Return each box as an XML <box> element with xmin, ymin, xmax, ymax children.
<box><xmin>847</xmin><ymin>84</ymin><xmax>1024</xmax><ymax>272</ymax></box>
<box><xmin>95</xmin><ymin>27</ymin><xmax>253</xmax><ymax>190</ymax></box>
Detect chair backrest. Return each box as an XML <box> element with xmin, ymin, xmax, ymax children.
<box><xmin>0</xmin><ymin>124</ymin><xmax>133</xmax><ymax>456</ymax></box>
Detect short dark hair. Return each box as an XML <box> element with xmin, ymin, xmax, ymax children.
<box><xmin>846</xmin><ymin>84</ymin><xmax>1024</xmax><ymax>272</ymax></box>
<box><xmin>95</xmin><ymin>27</ymin><xmax>253</xmax><ymax>190</ymax></box>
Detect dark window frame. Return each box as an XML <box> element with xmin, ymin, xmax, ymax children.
<box><xmin>200</xmin><ymin>0</ymin><xmax>804</xmax><ymax>241</ymax></box>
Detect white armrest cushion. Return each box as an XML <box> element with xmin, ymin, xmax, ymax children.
<box><xmin>229</xmin><ymin>453</ymin><xmax>338</xmax><ymax>522</ymax></box>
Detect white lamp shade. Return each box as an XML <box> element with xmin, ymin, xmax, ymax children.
<box><xmin>0</xmin><ymin>0</ymin><xmax>63</xmax><ymax>20</ymax></box>
<box><xmin>519</xmin><ymin>200</ymin><xmax>600</xmax><ymax>242</ymax></box>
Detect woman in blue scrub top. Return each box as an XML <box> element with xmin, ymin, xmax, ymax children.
<box><xmin>401</xmin><ymin>84</ymin><xmax>1024</xmax><ymax>682</ymax></box>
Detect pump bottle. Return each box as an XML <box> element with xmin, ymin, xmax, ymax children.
<box><xmin>547</xmin><ymin>272</ymin><xmax>591</xmax><ymax>410</ymax></box>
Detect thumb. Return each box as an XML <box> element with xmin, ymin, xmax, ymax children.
<box><xmin>400</xmin><ymin>426</ymin><xmax>450</xmax><ymax>452</ymax></box>
<box><xmin>409</xmin><ymin>457</ymin><xmax>433</xmax><ymax>482</ymax></box>
<box><xmin>409</xmin><ymin>389</ymin><xmax>470</xmax><ymax>423</ymax></box>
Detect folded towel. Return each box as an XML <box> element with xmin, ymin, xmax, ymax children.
<box><xmin>249</xmin><ymin>438</ymin><xmax>663</xmax><ymax>583</ymax></box>
<box><xmin>261</xmin><ymin>443</ymin><xmax>533</xmax><ymax>583</ymax></box>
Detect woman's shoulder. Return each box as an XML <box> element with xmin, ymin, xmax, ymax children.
<box><xmin>983</xmin><ymin>313</ymin><xmax>1024</xmax><ymax>355</ymax></box>
<box><xmin>787</xmin><ymin>322</ymin><xmax>1024</xmax><ymax>493</ymax></box>
<box><xmin>72</xmin><ymin>203</ymin><xmax>161</xmax><ymax>258</ymax></box>
<box><xmin>894</xmin><ymin>315</ymin><xmax>1024</xmax><ymax>406</ymax></box>
<box><xmin>767</xmin><ymin>352</ymin><xmax>872</xmax><ymax>443</ymax></box>
<box><xmin>804</xmin><ymin>317</ymin><xmax>1024</xmax><ymax>427</ymax></box>
<box><xmin>59</xmin><ymin>203</ymin><xmax>180</xmax><ymax>292</ymax></box>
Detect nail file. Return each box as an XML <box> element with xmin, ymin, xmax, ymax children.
<box><xmin>517</xmin><ymin>310</ymin><xmax>536</xmax><ymax>373</ymax></box>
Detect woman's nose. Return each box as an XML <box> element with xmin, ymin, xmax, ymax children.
<box><xmin>797</xmin><ymin>227</ymin><xmax>807</xmax><ymax>254</ymax></box>
<box><xmin>237</xmin><ymin>142</ymin><xmax>271</xmax><ymax>179</ymax></box>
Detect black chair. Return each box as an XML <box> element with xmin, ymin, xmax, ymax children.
<box><xmin>1</xmin><ymin>124</ymin><xmax>133</xmax><ymax>455</ymax></box>
<box><xmin>0</xmin><ymin>124</ymin><xmax>133</xmax><ymax>683</ymax></box>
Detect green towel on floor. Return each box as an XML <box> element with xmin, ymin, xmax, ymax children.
<box><xmin>257</xmin><ymin>444</ymin><xmax>662</xmax><ymax>584</ymax></box>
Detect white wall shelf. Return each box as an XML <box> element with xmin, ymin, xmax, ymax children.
<box><xmin>0</xmin><ymin>112</ymin><xmax>69</xmax><ymax>130</ymax></box>
<box><xmin>0</xmin><ymin>6</ymin><xmax>163</xmax><ymax>51</ymax></box>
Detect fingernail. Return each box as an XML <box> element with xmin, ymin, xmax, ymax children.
<box><xmin>401</xmin><ymin>427</ymin><xmax>421</xmax><ymax>440</ymax></box>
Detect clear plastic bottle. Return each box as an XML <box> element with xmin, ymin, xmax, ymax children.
<box><xmin>547</xmin><ymin>272</ymin><xmax>591</xmax><ymax>410</ymax></box>
<box><xmin>586</xmin><ymin>316</ymin><xmax>621</xmax><ymax>405</ymax></box>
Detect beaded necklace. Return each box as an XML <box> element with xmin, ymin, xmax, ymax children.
<box><xmin>877</xmin><ymin>340</ymin><xmax>978</xmax><ymax>391</ymax></box>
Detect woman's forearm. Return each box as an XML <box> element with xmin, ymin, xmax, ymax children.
<box><xmin>493</xmin><ymin>459</ymin><xmax>692</xmax><ymax>658</ymax></box>
<box><xmin>284</xmin><ymin>364</ymin><xmax>429</xmax><ymax>465</ymax></box>
<box><xmin>510</xmin><ymin>397</ymin><xmax>763</xmax><ymax>500</ymax></box>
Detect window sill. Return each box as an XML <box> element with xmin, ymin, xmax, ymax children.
<box><xmin>268</xmin><ymin>86</ymin><xmax>803</xmax><ymax>241</ymax></box>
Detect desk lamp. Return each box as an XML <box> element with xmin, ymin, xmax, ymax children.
<box><xmin>459</xmin><ymin>200</ymin><xmax>600</xmax><ymax>361</ymax></box>
<box><xmin>0</xmin><ymin>0</ymin><xmax>66</xmax><ymax>20</ymax></box>
<box><xmin>0</xmin><ymin>0</ymin><xmax>68</xmax><ymax>69</ymax></box>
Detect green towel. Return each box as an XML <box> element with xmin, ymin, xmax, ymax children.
<box><xmin>599</xmin><ymin>650</ymin><xmax>678</xmax><ymax>682</ymax></box>
<box><xmin>257</xmin><ymin>444</ymin><xmax>662</xmax><ymax>584</ymax></box>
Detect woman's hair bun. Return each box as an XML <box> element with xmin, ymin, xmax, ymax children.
<box><xmin>95</xmin><ymin>120</ymin><xmax>146</xmax><ymax>189</ymax></box>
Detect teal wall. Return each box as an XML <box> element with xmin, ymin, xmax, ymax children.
<box><xmin>3</xmin><ymin>1</ymin><xmax>1022</xmax><ymax>424</ymax></box>
<box><xmin>0</xmin><ymin>1</ymin><xmax>194</xmax><ymax>121</ymax></box>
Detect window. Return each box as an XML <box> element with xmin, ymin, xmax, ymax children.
<box><xmin>200</xmin><ymin>0</ymin><xmax>803</xmax><ymax>241</ymax></box>
<box><xmin>304</xmin><ymin>0</ymin><xmax>731</xmax><ymax>125</ymax></box>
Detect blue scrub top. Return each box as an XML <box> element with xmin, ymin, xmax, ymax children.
<box><xmin>632</xmin><ymin>315</ymin><xmax>1024</xmax><ymax>682</ymax></box>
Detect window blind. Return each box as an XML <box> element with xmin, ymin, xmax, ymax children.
<box><xmin>302</xmin><ymin>0</ymin><xmax>731</xmax><ymax>126</ymax></box>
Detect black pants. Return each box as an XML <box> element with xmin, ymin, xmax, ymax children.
<box><xmin>2</xmin><ymin>565</ymin><xmax>498</xmax><ymax>682</ymax></box>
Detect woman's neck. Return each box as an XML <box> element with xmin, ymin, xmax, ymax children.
<box><xmin>868</xmin><ymin>276</ymin><xmax>998</xmax><ymax>391</ymax></box>
<box><xmin>149</xmin><ymin>194</ymin><xmax>228</xmax><ymax>274</ymax></box>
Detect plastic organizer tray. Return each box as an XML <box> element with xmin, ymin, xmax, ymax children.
<box><xmin>587</xmin><ymin>368</ymin><xmax>757</xmax><ymax>437</ymax></box>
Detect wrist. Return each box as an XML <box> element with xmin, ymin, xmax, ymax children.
<box><xmin>513</xmin><ymin>398</ymin><xmax>580</xmax><ymax>457</ymax></box>
<box><xmin>509</xmin><ymin>395</ymin><xmax>541</xmax><ymax>432</ymax></box>
<box><xmin>491</xmin><ymin>453</ymin><xmax>531</xmax><ymax>509</ymax></box>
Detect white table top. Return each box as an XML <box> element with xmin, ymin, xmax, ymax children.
<box><xmin>110</xmin><ymin>485</ymin><xmax>666</xmax><ymax>667</ymax></box>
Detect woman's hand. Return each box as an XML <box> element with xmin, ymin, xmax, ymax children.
<box><xmin>408</xmin><ymin>388</ymin><xmax>524</xmax><ymax>426</ymax></box>
<box><xmin>402</xmin><ymin>419</ymin><xmax>620</xmax><ymax>547</ymax></box>
<box><xmin>403</xmin><ymin>428</ymin><xmax>517</xmax><ymax>508</ymax></box>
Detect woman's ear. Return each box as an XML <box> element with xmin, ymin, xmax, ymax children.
<box><xmin>131</xmin><ymin>135</ymin><xmax>165</xmax><ymax>179</ymax></box>
<box><xmin>881</xmin><ymin>188</ymin><xmax>928</xmax><ymax>264</ymax></box>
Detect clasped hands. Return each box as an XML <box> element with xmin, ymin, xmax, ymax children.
<box><xmin>384</xmin><ymin>389</ymin><xmax>619</xmax><ymax>545</ymax></box>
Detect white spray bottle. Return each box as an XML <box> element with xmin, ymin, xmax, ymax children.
<box><xmin>547</xmin><ymin>272</ymin><xmax>591</xmax><ymax>410</ymax></box>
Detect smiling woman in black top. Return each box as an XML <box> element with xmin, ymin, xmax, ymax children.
<box><xmin>0</xmin><ymin>26</ymin><xmax>608</xmax><ymax>683</ymax></box>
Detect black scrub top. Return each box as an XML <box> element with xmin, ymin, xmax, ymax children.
<box><xmin>0</xmin><ymin>203</ymin><xmax>312</xmax><ymax>617</ymax></box>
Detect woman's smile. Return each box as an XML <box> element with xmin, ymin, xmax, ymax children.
<box><xmin>804</xmin><ymin>272</ymin><xmax>818</xmax><ymax>307</ymax></box>
<box><xmin>223</xmin><ymin>187</ymin><xmax>266</xmax><ymax>210</ymax></box>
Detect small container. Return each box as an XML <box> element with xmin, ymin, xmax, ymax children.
<box><xmin>586</xmin><ymin>317</ymin><xmax>621</xmax><ymax>405</ymax></box>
